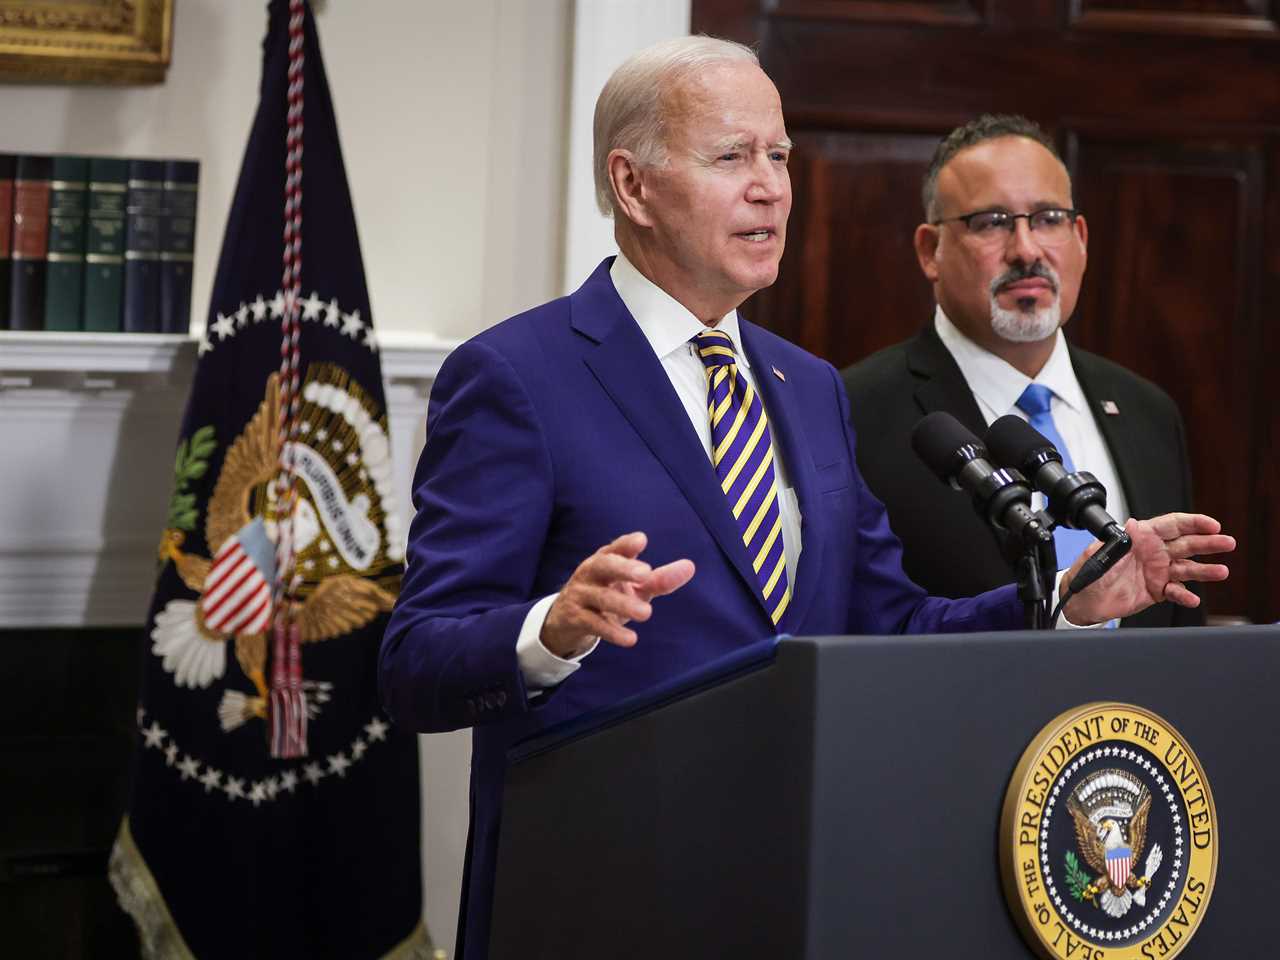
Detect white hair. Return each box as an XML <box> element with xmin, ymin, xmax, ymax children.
<box><xmin>592</xmin><ymin>35</ymin><xmax>759</xmax><ymax>217</ymax></box>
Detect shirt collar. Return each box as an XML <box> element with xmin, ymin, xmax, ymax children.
<box><xmin>933</xmin><ymin>304</ymin><xmax>1085</xmax><ymax>415</ymax></box>
<box><xmin>610</xmin><ymin>252</ymin><xmax>748</xmax><ymax>368</ymax></box>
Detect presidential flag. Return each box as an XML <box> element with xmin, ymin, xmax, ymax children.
<box><xmin>110</xmin><ymin>2</ymin><xmax>436</xmax><ymax>956</ymax></box>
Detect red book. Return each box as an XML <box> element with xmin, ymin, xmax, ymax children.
<box><xmin>9</xmin><ymin>154</ymin><xmax>53</xmax><ymax>330</ymax></box>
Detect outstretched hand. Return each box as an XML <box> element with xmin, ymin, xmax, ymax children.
<box><xmin>1061</xmin><ymin>513</ymin><xmax>1235</xmax><ymax>625</ymax></box>
<box><xmin>541</xmin><ymin>531</ymin><xmax>695</xmax><ymax>659</ymax></box>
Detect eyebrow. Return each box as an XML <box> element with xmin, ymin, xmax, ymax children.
<box><xmin>707</xmin><ymin>135</ymin><xmax>794</xmax><ymax>153</ymax></box>
<box><xmin>976</xmin><ymin>200</ymin><xmax>1071</xmax><ymax>213</ymax></box>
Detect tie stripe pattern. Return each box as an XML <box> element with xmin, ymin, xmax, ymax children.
<box><xmin>694</xmin><ymin>330</ymin><xmax>791</xmax><ymax>625</ymax></box>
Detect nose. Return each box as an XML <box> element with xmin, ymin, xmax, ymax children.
<box><xmin>745</xmin><ymin>150</ymin><xmax>787</xmax><ymax>204</ymax></box>
<box><xmin>1004</xmin><ymin>215</ymin><xmax>1047</xmax><ymax>266</ymax></box>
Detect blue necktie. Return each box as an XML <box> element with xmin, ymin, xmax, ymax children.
<box><xmin>1015</xmin><ymin>383</ymin><xmax>1098</xmax><ymax>571</ymax></box>
<box><xmin>694</xmin><ymin>330</ymin><xmax>791</xmax><ymax>626</ymax></box>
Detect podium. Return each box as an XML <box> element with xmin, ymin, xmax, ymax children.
<box><xmin>490</xmin><ymin>626</ymin><xmax>1280</xmax><ymax>957</ymax></box>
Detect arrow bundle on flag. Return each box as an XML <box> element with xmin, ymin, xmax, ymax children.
<box><xmin>109</xmin><ymin>3</ymin><xmax>438</xmax><ymax>957</ymax></box>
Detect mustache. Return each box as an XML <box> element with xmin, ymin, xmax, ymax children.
<box><xmin>990</xmin><ymin>262</ymin><xmax>1060</xmax><ymax>296</ymax></box>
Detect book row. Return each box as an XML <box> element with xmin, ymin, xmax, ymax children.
<box><xmin>0</xmin><ymin>155</ymin><xmax>200</xmax><ymax>334</ymax></box>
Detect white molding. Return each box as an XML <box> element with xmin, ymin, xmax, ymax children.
<box><xmin>0</xmin><ymin>335</ymin><xmax>448</xmax><ymax>628</ymax></box>
<box><xmin>0</xmin><ymin>331</ymin><xmax>197</xmax><ymax>377</ymax></box>
<box><xmin>377</xmin><ymin>332</ymin><xmax>457</xmax><ymax>383</ymax></box>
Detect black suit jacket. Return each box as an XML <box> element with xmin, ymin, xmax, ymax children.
<box><xmin>841</xmin><ymin>322</ymin><xmax>1202</xmax><ymax>628</ymax></box>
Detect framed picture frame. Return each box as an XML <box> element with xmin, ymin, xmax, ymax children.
<box><xmin>0</xmin><ymin>0</ymin><xmax>173</xmax><ymax>84</ymax></box>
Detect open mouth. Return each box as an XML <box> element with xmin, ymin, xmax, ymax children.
<box><xmin>735</xmin><ymin>228</ymin><xmax>775</xmax><ymax>243</ymax></box>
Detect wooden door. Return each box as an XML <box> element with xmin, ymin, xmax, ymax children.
<box><xmin>694</xmin><ymin>0</ymin><xmax>1280</xmax><ymax>622</ymax></box>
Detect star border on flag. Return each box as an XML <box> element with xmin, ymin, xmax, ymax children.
<box><xmin>196</xmin><ymin>290</ymin><xmax>380</xmax><ymax>358</ymax></box>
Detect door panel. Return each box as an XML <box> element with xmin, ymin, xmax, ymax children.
<box><xmin>697</xmin><ymin>0</ymin><xmax>1279</xmax><ymax>620</ymax></box>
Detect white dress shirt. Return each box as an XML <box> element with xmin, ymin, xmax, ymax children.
<box><xmin>515</xmin><ymin>253</ymin><xmax>803</xmax><ymax>690</ymax></box>
<box><xmin>934</xmin><ymin>306</ymin><xmax>1127</xmax><ymax>629</ymax></box>
<box><xmin>933</xmin><ymin>306</ymin><xmax>1130</xmax><ymax>525</ymax></box>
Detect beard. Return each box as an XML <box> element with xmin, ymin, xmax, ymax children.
<box><xmin>988</xmin><ymin>262</ymin><xmax>1061</xmax><ymax>343</ymax></box>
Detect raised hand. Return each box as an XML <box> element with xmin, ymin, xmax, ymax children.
<box><xmin>541</xmin><ymin>531</ymin><xmax>695</xmax><ymax>658</ymax></box>
<box><xmin>1062</xmin><ymin>513</ymin><xmax>1235</xmax><ymax>625</ymax></box>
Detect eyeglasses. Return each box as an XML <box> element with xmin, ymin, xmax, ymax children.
<box><xmin>932</xmin><ymin>208</ymin><xmax>1081</xmax><ymax>245</ymax></box>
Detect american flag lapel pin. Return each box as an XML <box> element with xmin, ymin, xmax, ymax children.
<box><xmin>772</xmin><ymin>365</ymin><xmax>786</xmax><ymax>382</ymax></box>
<box><xmin>1101</xmin><ymin>400</ymin><xmax>1120</xmax><ymax>416</ymax></box>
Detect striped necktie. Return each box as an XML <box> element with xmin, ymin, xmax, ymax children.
<box><xmin>694</xmin><ymin>329</ymin><xmax>791</xmax><ymax>626</ymax></box>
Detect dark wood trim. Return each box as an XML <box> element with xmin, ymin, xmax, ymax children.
<box><xmin>1068</xmin><ymin>6</ymin><xmax>1280</xmax><ymax>40</ymax></box>
<box><xmin>768</xmin><ymin>0</ymin><xmax>987</xmax><ymax>27</ymax></box>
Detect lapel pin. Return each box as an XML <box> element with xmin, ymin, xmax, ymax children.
<box><xmin>1101</xmin><ymin>400</ymin><xmax>1120</xmax><ymax>416</ymax></box>
<box><xmin>772</xmin><ymin>366</ymin><xmax>786</xmax><ymax>382</ymax></box>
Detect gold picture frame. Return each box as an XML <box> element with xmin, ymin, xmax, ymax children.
<box><xmin>0</xmin><ymin>0</ymin><xmax>173</xmax><ymax>85</ymax></box>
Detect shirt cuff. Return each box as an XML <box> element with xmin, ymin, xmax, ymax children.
<box><xmin>1053</xmin><ymin>569</ymin><xmax>1114</xmax><ymax>630</ymax></box>
<box><xmin>516</xmin><ymin>593</ymin><xmax>600</xmax><ymax>691</ymax></box>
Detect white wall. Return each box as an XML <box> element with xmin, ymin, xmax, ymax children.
<box><xmin>0</xmin><ymin>0</ymin><xmax>570</xmax><ymax>344</ymax></box>
<box><xmin>0</xmin><ymin>0</ymin><xmax>696</xmax><ymax>954</ymax></box>
<box><xmin>0</xmin><ymin>1</ymin><xmax>571</xmax><ymax>954</ymax></box>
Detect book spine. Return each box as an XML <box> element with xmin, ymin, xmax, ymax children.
<box><xmin>123</xmin><ymin>159</ymin><xmax>165</xmax><ymax>333</ymax></box>
<box><xmin>9</xmin><ymin>155</ymin><xmax>53</xmax><ymax>331</ymax></box>
<box><xmin>83</xmin><ymin>158</ymin><xmax>129</xmax><ymax>333</ymax></box>
<box><xmin>159</xmin><ymin>160</ymin><xmax>199</xmax><ymax>335</ymax></box>
<box><xmin>0</xmin><ymin>154</ymin><xmax>14</xmax><ymax>329</ymax></box>
<box><xmin>44</xmin><ymin>156</ymin><xmax>90</xmax><ymax>332</ymax></box>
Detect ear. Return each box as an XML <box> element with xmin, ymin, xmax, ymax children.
<box><xmin>914</xmin><ymin>223</ymin><xmax>941</xmax><ymax>282</ymax></box>
<box><xmin>608</xmin><ymin>149</ymin><xmax>654</xmax><ymax>228</ymax></box>
<box><xmin>1074</xmin><ymin>211</ymin><xmax>1089</xmax><ymax>255</ymax></box>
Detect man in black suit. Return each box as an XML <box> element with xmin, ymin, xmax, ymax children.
<box><xmin>842</xmin><ymin>114</ymin><xmax>1200</xmax><ymax>627</ymax></box>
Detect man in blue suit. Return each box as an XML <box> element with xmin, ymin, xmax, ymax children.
<box><xmin>380</xmin><ymin>37</ymin><xmax>1233</xmax><ymax>960</ymax></box>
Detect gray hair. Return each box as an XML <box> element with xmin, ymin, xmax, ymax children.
<box><xmin>921</xmin><ymin>114</ymin><xmax>1065</xmax><ymax>221</ymax></box>
<box><xmin>593</xmin><ymin>35</ymin><xmax>759</xmax><ymax>217</ymax></box>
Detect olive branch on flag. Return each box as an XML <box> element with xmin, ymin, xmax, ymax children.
<box><xmin>167</xmin><ymin>425</ymin><xmax>217</xmax><ymax>532</ymax></box>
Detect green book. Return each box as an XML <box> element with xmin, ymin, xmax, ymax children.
<box><xmin>44</xmin><ymin>156</ymin><xmax>90</xmax><ymax>331</ymax></box>
<box><xmin>83</xmin><ymin>157</ymin><xmax>128</xmax><ymax>332</ymax></box>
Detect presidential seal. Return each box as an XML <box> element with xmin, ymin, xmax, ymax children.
<box><xmin>1000</xmin><ymin>703</ymin><xmax>1217</xmax><ymax>960</ymax></box>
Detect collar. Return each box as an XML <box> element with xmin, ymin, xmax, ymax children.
<box><xmin>610</xmin><ymin>252</ymin><xmax>748</xmax><ymax>368</ymax></box>
<box><xmin>933</xmin><ymin>305</ymin><xmax>1086</xmax><ymax>415</ymax></box>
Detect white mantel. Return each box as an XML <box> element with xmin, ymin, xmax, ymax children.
<box><xmin>0</xmin><ymin>330</ymin><xmax>453</xmax><ymax>628</ymax></box>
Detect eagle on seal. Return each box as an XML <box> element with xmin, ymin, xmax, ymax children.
<box><xmin>1068</xmin><ymin>788</ymin><xmax>1163</xmax><ymax>918</ymax></box>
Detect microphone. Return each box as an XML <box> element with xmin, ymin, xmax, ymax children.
<box><xmin>985</xmin><ymin>415</ymin><xmax>1125</xmax><ymax>542</ymax></box>
<box><xmin>910</xmin><ymin>412</ymin><xmax>1051</xmax><ymax>548</ymax></box>
<box><xmin>985</xmin><ymin>414</ymin><xmax>1131</xmax><ymax>596</ymax></box>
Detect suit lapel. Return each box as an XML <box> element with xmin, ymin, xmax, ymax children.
<box><xmin>1069</xmin><ymin>346</ymin><xmax>1148</xmax><ymax>516</ymax></box>
<box><xmin>906</xmin><ymin>324</ymin><xmax>988</xmax><ymax>435</ymax></box>
<box><xmin>739</xmin><ymin>318</ymin><xmax>822</xmax><ymax>630</ymax></box>
<box><xmin>570</xmin><ymin>267</ymin><xmax>772</xmax><ymax>625</ymax></box>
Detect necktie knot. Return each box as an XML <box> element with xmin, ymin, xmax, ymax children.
<box><xmin>1016</xmin><ymin>382</ymin><xmax>1055</xmax><ymax>418</ymax></box>
<box><xmin>693</xmin><ymin>330</ymin><xmax>737</xmax><ymax>370</ymax></box>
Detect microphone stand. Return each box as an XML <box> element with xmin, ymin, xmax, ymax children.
<box><xmin>1011</xmin><ymin>511</ymin><xmax>1058</xmax><ymax>630</ymax></box>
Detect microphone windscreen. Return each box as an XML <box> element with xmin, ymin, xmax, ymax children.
<box><xmin>986</xmin><ymin>414</ymin><xmax>1058</xmax><ymax>470</ymax></box>
<box><xmin>911</xmin><ymin>411</ymin><xmax>985</xmax><ymax>481</ymax></box>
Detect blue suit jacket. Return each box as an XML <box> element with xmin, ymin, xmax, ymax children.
<box><xmin>380</xmin><ymin>259</ymin><xmax>1020</xmax><ymax>959</ymax></box>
